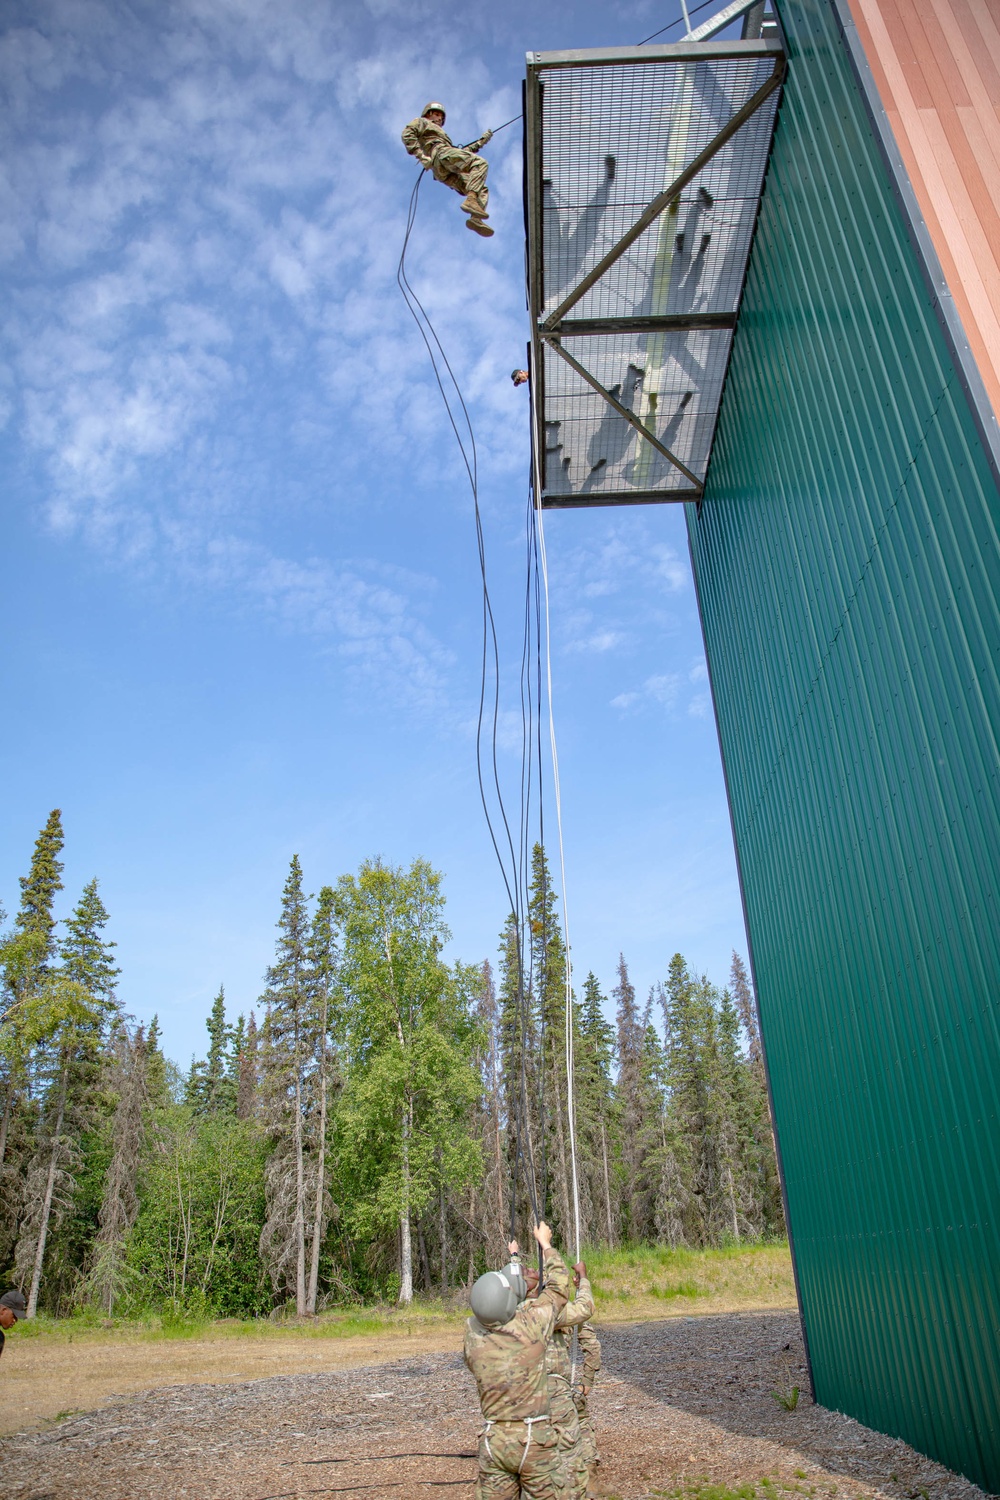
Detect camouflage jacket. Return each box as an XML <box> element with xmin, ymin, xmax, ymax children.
<box><xmin>463</xmin><ymin>1245</ymin><xmax>570</xmax><ymax>1420</ymax></box>
<box><xmin>576</xmin><ymin>1319</ymin><xmax>601</xmax><ymax>1391</ymax></box>
<box><xmin>401</xmin><ymin>116</ymin><xmax>490</xmax><ymax>166</ymax></box>
<box><xmin>546</xmin><ymin>1275</ymin><xmax>595</xmax><ymax>1382</ymax></box>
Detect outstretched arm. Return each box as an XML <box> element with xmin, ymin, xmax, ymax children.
<box><xmin>556</xmin><ymin>1275</ymin><xmax>595</xmax><ymax>1328</ymax></box>
<box><xmin>531</xmin><ymin>1221</ymin><xmax>569</xmax><ymax>1318</ymax></box>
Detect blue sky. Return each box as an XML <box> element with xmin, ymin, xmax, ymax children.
<box><xmin>0</xmin><ymin>0</ymin><xmax>748</xmax><ymax>1068</ymax></box>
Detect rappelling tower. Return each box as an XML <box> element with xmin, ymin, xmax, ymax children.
<box><xmin>524</xmin><ymin>0</ymin><xmax>1000</xmax><ymax>1489</ymax></box>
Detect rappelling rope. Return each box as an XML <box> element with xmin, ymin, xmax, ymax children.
<box><xmin>461</xmin><ymin>112</ymin><xmax>522</xmax><ymax>149</ymax></box>
<box><xmin>533</xmin><ymin>494</ymin><xmax>581</xmax><ymax>1266</ymax></box>
<box><xmin>397</xmin><ymin>168</ymin><xmax>544</xmax><ymax>1240</ymax></box>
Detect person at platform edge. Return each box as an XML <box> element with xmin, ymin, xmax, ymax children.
<box><xmin>401</xmin><ymin>102</ymin><xmax>494</xmax><ymax>237</ymax></box>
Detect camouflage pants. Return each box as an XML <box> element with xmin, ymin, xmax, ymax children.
<box><xmin>573</xmin><ymin>1386</ymin><xmax>598</xmax><ymax>1466</ymax></box>
<box><xmin>575</xmin><ymin>1380</ymin><xmax>599</xmax><ymax>1488</ymax></box>
<box><xmin>476</xmin><ymin>1417</ymin><xmax>568</xmax><ymax>1499</ymax></box>
<box><xmin>431</xmin><ymin>145</ymin><xmax>489</xmax><ymax>216</ymax></box>
<box><xmin>550</xmin><ymin>1379</ymin><xmax>588</xmax><ymax>1500</ymax></box>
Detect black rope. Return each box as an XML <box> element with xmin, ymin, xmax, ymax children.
<box><xmin>462</xmin><ymin>112</ymin><xmax>522</xmax><ymax>148</ymax></box>
<box><xmin>397</xmin><ymin>173</ymin><xmax>543</xmax><ymax>1241</ymax></box>
<box><xmin>637</xmin><ymin>0</ymin><xmax>723</xmax><ymax>44</ymax></box>
<box><xmin>294</xmin><ymin>1454</ymin><xmax>477</xmax><ymax>1466</ymax></box>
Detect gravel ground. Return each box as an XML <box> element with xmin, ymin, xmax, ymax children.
<box><xmin>1</xmin><ymin>1311</ymin><xmax>992</xmax><ymax>1500</ymax></box>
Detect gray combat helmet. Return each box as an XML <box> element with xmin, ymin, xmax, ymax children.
<box><xmin>470</xmin><ymin>1268</ymin><xmax>520</xmax><ymax>1327</ymax></box>
<box><xmin>422</xmin><ymin>101</ymin><xmax>446</xmax><ymax>121</ymax></box>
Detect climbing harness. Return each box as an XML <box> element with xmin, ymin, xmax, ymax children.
<box><xmin>481</xmin><ymin>1415</ymin><xmax>550</xmax><ymax>1472</ymax></box>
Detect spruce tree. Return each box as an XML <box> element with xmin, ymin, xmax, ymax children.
<box><xmin>577</xmin><ymin>973</ymin><xmax>617</xmax><ymax>1246</ymax></box>
<box><xmin>187</xmin><ymin>987</ymin><xmax>236</xmax><ymax>1116</ymax></box>
<box><xmin>236</xmin><ymin>1013</ymin><xmax>259</xmax><ymax>1120</ymax></box>
<box><xmin>613</xmin><ymin>954</ymin><xmax>645</xmax><ymax>1240</ymax></box>
<box><xmin>497</xmin><ymin>912</ymin><xmax>539</xmax><ymax>1234</ymax></box>
<box><xmin>13</xmin><ymin>810</ymin><xmax>65</xmax><ymax>983</ymax></box>
<box><xmin>60</xmin><ymin>879</ymin><xmax>121</xmax><ymax>1008</ymax></box>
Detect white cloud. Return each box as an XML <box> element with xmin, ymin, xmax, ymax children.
<box><xmin>567</xmin><ymin>627</ymin><xmax>628</xmax><ymax>654</ymax></box>
<box><xmin>0</xmin><ymin>0</ymin><xmax>530</xmax><ymax>715</ymax></box>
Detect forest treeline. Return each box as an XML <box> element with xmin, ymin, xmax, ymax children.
<box><xmin>0</xmin><ymin>811</ymin><xmax>784</xmax><ymax>1319</ymax></box>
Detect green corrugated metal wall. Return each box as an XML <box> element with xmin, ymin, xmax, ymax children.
<box><xmin>687</xmin><ymin>0</ymin><xmax>1000</xmax><ymax>1487</ymax></box>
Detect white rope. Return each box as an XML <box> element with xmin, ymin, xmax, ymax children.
<box><xmin>534</xmin><ymin>497</ymin><xmax>582</xmax><ymax>1268</ymax></box>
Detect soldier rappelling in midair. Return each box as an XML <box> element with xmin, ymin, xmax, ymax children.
<box><xmin>401</xmin><ymin>102</ymin><xmax>494</xmax><ymax>237</ymax></box>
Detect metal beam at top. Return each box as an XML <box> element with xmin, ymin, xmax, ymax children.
<box><xmin>554</xmin><ymin>312</ymin><xmax>737</xmax><ymax>336</ymax></box>
<box><xmin>525</xmin><ymin>37</ymin><xmax>783</xmax><ymax>68</ymax></box>
<box><xmin>688</xmin><ymin>0</ymin><xmax>770</xmax><ymax>41</ymax></box>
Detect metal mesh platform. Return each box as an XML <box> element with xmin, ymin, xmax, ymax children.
<box><xmin>525</xmin><ymin>41</ymin><xmax>785</xmax><ymax>507</ymax></box>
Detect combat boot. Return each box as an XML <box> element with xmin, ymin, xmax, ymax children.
<box><xmin>466</xmin><ymin>218</ymin><xmax>495</xmax><ymax>237</ymax></box>
<box><xmin>461</xmin><ymin>194</ymin><xmax>488</xmax><ymax>218</ymax></box>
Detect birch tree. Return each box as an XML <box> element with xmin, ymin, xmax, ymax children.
<box><xmin>335</xmin><ymin>859</ymin><xmax>479</xmax><ymax>1306</ymax></box>
<box><xmin>259</xmin><ymin>856</ymin><xmax>311</xmax><ymax>1313</ymax></box>
<box><xmin>304</xmin><ymin>885</ymin><xmax>339</xmax><ymax>1315</ymax></box>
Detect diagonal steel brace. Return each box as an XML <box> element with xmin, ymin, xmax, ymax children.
<box><xmin>543</xmin><ymin>335</ymin><xmax>704</xmax><ymax>492</ymax></box>
<box><xmin>540</xmin><ymin>54</ymin><xmax>785</xmax><ymax>331</ymax></box>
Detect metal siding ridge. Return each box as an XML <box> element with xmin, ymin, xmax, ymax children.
<box><xmin>688</xmin><ymin>0</ymin><xmax>1000</xmax><ymax>1480</ymax></box>
<box><xmin>827</xmin><ymin>0</ymin><xmax>1000</xmax><ymax>486</ymax></box>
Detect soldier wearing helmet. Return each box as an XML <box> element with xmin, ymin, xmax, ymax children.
<box><xmin>401</xmin><ymin>102</ymin><xmax>495</xmax><ymax>237</ymax></box>
<box><xmin>519</xmin><ymin>1251</ymin><xmax>596</xmax><ymax>1500</ymax></box>
<box><xmin>464</xmin><ymin>1220</ymin><xmax>570</xmax><ymax>1497</ymax></box>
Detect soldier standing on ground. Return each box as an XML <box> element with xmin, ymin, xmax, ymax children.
<box><xmin>464</xmin><ymin>1220</ymin><xmax>569</xmax><ymax>1498</ymax></box>
<box><xmin>573</xmin><ymin>1317</ymin><xmax>602</xmax><ymax>1498</ymax></box>
<box><xmin>401</xmin><ymin>102</ymin><xmax>495</xmax><ymax>237</ymax></box>
<box><xmin>519</xmin><ymin>1250</ymin><xmax>594</xmax><ymax>1499</ymax></box>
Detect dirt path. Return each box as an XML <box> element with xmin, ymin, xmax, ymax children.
<box><xmin>0</xmin><ymin>1326</ymin><xmax>461</xmax><ymax>1435</ymax></box>
<box><xmin>1</xmin><ymin>1312</ymin><xmax>990</xmax><ymax>1500</ymax></box>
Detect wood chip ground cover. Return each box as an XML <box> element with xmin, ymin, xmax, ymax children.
<box><xmin>1</xmin><ymin>1312</ymin><xmax>990</xmax><ymax>1500</ymax></box>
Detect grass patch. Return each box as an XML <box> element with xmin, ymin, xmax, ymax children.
<box><xmin>585</xmin><ymin>1240</ymin><xmax>795</xmax><ymax>1320</ymax></box>
<box><xmin>14</xmin><ymin>1242</ymin><xmax>794</xmax><ymax>1346</ymax></box>
<box><xmin>646</xmin><ymin>1483</ymin><xmax>839</xmax><ymax>1500</ymax></box>
<box><xmin>13</xmin><ymin>1299</ymin><xmax>465</xmax><ymax>1347</ymax></box>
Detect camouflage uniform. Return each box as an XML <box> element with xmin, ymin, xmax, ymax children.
<box><xmin>573</xmin><ymin>1321</ymin><xmax>602</xmax><ymax>1495</ymax></box>
<box><xmin>464</xmin><ymin>1244</ymin><xmax>570</xmax><ymax>1499</ymax></box>
<box><xmin>546</xmin><ymin>1276</ymin><xmax>595</xmax><ymax>1500</ymax></box>
<box><xmin>401</xmin><ymin>111</ymin><xmax>491</xmax><ymax>220</ymax></box>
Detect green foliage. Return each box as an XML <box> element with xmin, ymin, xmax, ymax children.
<box><xmin>1</xmin><ymin>816</ymin><xmax>783</xmax><ymax>1320</ymax></box>
<box><xmin>60</xmin><ymin>879</ymin><xmax>121</xmax><ymax>1005</ymax></box>
<box><xmin>124</xmin><ymin>1109</ymin><xmax>268</xmax><ymax>1317</ymax></box>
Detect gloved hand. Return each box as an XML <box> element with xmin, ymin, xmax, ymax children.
<box><xmin>418</xmin><ymin>154</ymin><xmax>432</xmax><ymax>169</ymax></box>
<box><xmin>480</xmin><ymin>128</ymin><xmax>493</xmax><ymax>145</ymax></box>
